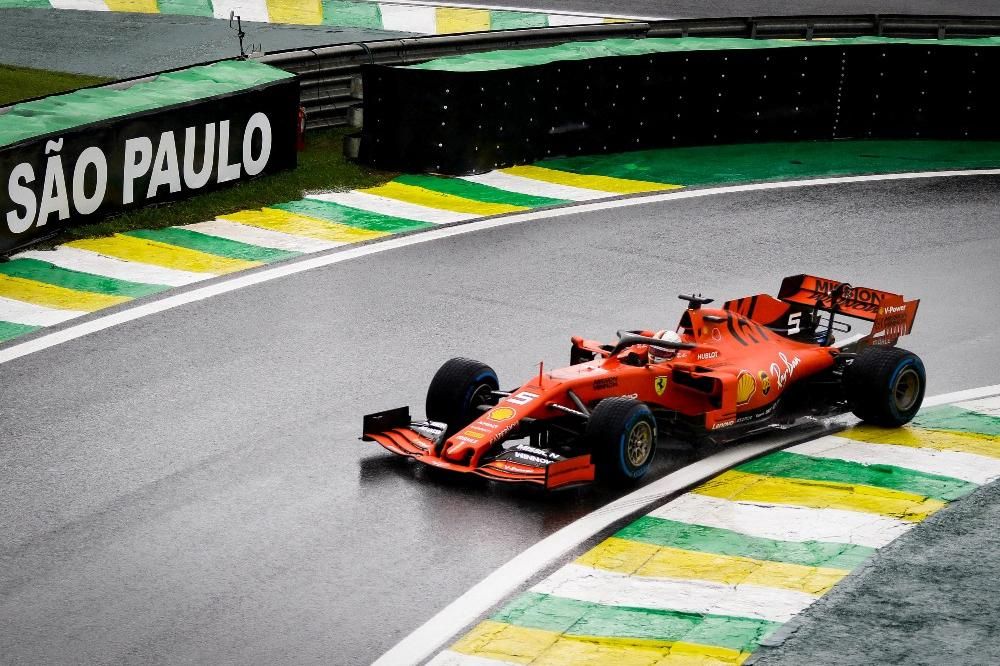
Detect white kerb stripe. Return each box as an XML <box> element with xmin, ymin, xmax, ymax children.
<box><xmin>653</xmin><ymin>492</ymin><xmax>913</xmax><ymax>549</ymax></box>
<box><xmin>791</xmin><ymin>436</ymin><xmax>1000</xmax><ymax>485</ymax></box>
<box><xmin>379</xmin><ymin>4</ymin><xmax>438</xmax><ymax>33</ymax></box>
<box><xmin>0</xmin><ymin>296</ymin><xmax>88</xmax><ymax>327</ymax></box>
<box><xmin>954</xmin><ymin>394</ymin><xmax>1000</xmax><ymax>416</ymax></box>
<box><xmin>462</xmin><ymin>171</ymin><xmax>610</xmax><ymax>201</ymax></box>
<box><xmin>182</xmin><ymin>220</ymin><xmax>342</xmax><ymax>253</ymax></box>
<box><xmin>212</xmin><ymin>0</ymin><xmax>269</xmax><ymax>22</ymax></box>
<box><xmin>546</xmin><ymin>14</ymin><xmax>605</xmax><ymax>26</ymax></box>
<box><xmin>15</xmin><ymin>247</ymin><xmax>208</xmax><ymax>287</ymax></box>
<box><xmin>49</xmin><ymin>0</ymin><xmax>109</xmax><ymax>10</ymax></box>
<box><xmin>307</xmin><ymin>191</ymin><xmax>474</xmax><ymax>224</ymax></box>
<box><xmin>427</xmin><ymin>651</ymin><xmax>519</xmax><ymax>666</ymax></box>
<box><xmin>535</xmin><ymin>563</ymin><xmax>814</xmax><ymax>623</ymax></box>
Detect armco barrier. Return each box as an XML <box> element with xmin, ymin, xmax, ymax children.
<box><xmin>357</xmin><ymin>35</ymin><xmax>1000</xmax><ymax>174</ymax></box>
<box><xmin>259</xmin><ymin>14</ymin><xmax>1000</xmax><ymax>131</ymax></box>
<box><xmin>0</xmin><ymin>61</ymin><xmax>299</xmax><ymax>255</ymax></box>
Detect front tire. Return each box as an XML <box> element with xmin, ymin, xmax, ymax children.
<box><xmin>587</xmin><ymin>398</ymin><xmax>657</xmax><ymax>485</ymax></box>
<box><xmin>426</xmin><ymin>358</ymin><xmax>499</xmax><ymax>433</ymax></box>
<box><xmin>844</xmin><ymin>346</ymin><xmax>925</xmax><ymax>427</ymax></box>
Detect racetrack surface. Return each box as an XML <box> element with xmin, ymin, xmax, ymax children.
<box><xmin>1</xmin><ymin>175</ymin><xmax>999</xmax><ymax>663</ymax></box>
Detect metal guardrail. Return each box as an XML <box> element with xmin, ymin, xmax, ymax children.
<box><xmin>259</xmin><ymin>13</ymin><xmax>1000</xmax><ymax>131</ymax></box>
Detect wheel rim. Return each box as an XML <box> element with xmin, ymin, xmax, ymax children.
<box><xmin>626</xmin><ymin>421</ymin><xmax>654</xmax><ymax>468</ymax></box>
<box><xmin>469</xmin><ymin>383</ymin><xmax>494</xmax><ymax>411</ymax></box>
<box><xmin>893</xmin><ymin>367</ymin><xmax>921</xmax><ymax>412</ymax></box>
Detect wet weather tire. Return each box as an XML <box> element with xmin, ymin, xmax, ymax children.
<box><xmin>425</xmin><ymin>357</ymin><xmax>499</xmax><ymax>434</ymax></box>
<box><xmin>844</xmin><ymin>347</ymin><xmax>926</xmax><ymax>427</ymax></box>
<box><xmin>588</xmin><ymin>397</ymin><xmax>657</xmax><ymax>485</ymax></box>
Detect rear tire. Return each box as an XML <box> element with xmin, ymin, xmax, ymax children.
<box><xmin>426</xmin><ymin>358</ymin><xmax>499</xmax><ymax>433</ymax></box>
<box><xmin>587</xmin><ymin>398</ymin><xmax>657</xmax><ymax>485</ymax></box>
<box><xmin>844</xmin><ymin>346</ymin><xmax>925</xmax><ymax>427</ymax></box>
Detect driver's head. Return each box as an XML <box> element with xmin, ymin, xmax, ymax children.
<box><xmin>649</xmin><ymin>329</ymin><xmax>682</xmax><ymax>364</ymax></box>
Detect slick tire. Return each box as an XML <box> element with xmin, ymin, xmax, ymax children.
<box><xmin>844</xmin><ymin>346</ymin><xmax>926</xmax><ymax>427</ymax></box>
<box><xmin>587</xmin><ymin>398</ymin><xmax>657</xmax><ymax>485</ymax></box>
<box><xmin>426</xmin><ymin>358</ymin><xmax>499</xmax><ymax>434</ymax></box>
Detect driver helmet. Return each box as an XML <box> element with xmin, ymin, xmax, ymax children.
<box><xmin>649</xmin><ymin>329</ymin><xmax>682</xmax><ymax>364</ymax></box>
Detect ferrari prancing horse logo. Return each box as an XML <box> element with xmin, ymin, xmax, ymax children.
<box><xmin>654</xmin><ymin>376</ymin><xmax>668</xmax><ymax>396</ymax></box>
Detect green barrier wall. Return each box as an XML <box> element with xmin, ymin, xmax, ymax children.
<box><xmin>360</xmin><ymin>36</ymin><xmax>1000</xmax><ymax>174</ymax></box>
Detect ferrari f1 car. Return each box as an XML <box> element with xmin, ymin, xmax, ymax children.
<box><xmin>362</xmin><ymin>274</ymin><xmax>924</xmax><ymax>490</ymax></box>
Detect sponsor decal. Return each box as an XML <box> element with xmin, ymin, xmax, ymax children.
<box><xmin>654</xmin><ymin>376</ymin><xmax>669</xmax><ymax>396</ymax></box>
<box><xmin>454</xmin><ymin>435</ymin><xmax>478</xmax><ymax>444</ymax></box>
<box><xmin>506</xmin><ymin>391</ymin><xmax>539</xmax><ymax>406</ymax></box>
<box><xmin>711</xmin><ymin>327</ymin><xmax>722</xmax><ymax>342</ymax></box>
<box><xmin>592</xmin><ymin>376</ymin><xmax>619</xmax><ymax>391</ymax></box>
<box><xmin>513</xmin><ymin>451</ymin><xmax>550</xmax><ymax>466</ymax></box>
<box><xmin>769</xmin><ymin>352</ymin><xmax>802</xmax><ymax>388</ymax></box>
<box><xmin>712</xmin><ymin>419</ymin><xmax>736</xmax><ymax>430</ymax></box>
<box><xmin>735</xmin><ymin>402</ymin><xmax>778</xmax><ymax>424</ymax></box>
<box><xmin>759</xmin><ymin>370</ymin><xmax>771</xmax><ymax>396</ymax></box>
<box><xmin>513</xmin><ymin>443</ymin><xmax>562</xmax><ymax>460</ymax></box>
<box><xmin>697</xmin><ymin>351</ymin><xmax>719</xmax><ymax>361</ymax></box>
<box><xmin>736</xmin><ymin>370</ymin><xmax>756</xmax><ymax>405</ymax></box>
<box><xmin>620</xmin><ymin>393</ymin><xmax>639</xmax><ymax>400</ymax></box>
<box><xmin>489</xmin><ymin>407</ymin><xmax>516</xmax><ymax>421</ymax></box>
<box><xmin>813</xmin><ymin>279</ymin><xmax>884</xmax><ymax>313</ymax></box>
<box><xmin>494</xmin><ymin>424</ymin><xmax>516</xmax><ymax>440</ymax></box>
<box><xmin>463</xmin><ymin>430</ymin><xmax>484</xmax><ymax>440</ymax></box>
<box><xmin>468</xmin><ymin>422</ymin><xmax>496</xmax><ymax>433</ymax></box>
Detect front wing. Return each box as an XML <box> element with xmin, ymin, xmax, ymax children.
<box><xmin>362</xmin><ymin>407</ymin><xmax>595</xmax><ymax>490</ymax></box>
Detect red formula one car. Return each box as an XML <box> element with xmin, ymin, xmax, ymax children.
<box><xmin>362</xmin><ymin>275</ymin><xmax>924</xmax><ymax>490</ymax></box>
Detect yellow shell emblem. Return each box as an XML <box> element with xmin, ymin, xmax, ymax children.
<box><xmin>736</xmin><ymin>370</ymin><xmax>756</xmax><ymax>405</ymax></box>
<box><xmin>759</xmin><ymin>370</ymin><xmax>771</xmax><ymax>396</ymax></box>
<box><xmin>489</xmin><ymin>407</ymin><xmax>516</xmax><ymax>421</ymax></box>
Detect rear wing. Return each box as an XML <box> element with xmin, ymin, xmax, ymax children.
<box><xmin>778</xmin><ymin>274</ymin><xmax>918</xmax><ymax>345</ymax></box>
<box><xmin>725</xmin><ymin>275</ymin><xmax>918</xmax><ymax>347</ymax></box>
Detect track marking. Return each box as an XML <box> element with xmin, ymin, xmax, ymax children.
<box><xmin>180</xmin><ymin>220</ymin><xmax>343</xmax><ymax>253</ymax></box>
<box><xmin>15</xmin><ymin>247</ymin><xmax>209</xmax><ymax>287</ymax></box>
<box><xmin>376</xmin><ymin>387</ymin><xmax>999</xmax><ymax>665</ymax></box>
<box><xmin>3</xmin><ymin>169</ymin><xmax>1000</xmax><ymax>366</ymax></box>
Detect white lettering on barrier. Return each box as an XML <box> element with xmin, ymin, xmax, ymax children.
<box><xmin>123</xmin><ymin>136</ymin><xmax>154</xmax><ymax>205</ymax></box>
<box><xmin>4</xmin><ymin>112</ymin><xmax>276</xmax><ymax>235</ymax></box>
<box><xmin>72</xmin><ymin>146</ymin><xmax>107</xmax><ymax>216</ymax></box>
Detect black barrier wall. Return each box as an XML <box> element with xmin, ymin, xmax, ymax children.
<box><xmin>358</xmin><ymin>41</ymin><xmax>1000</xmax><ymax>174</ymax></box>
<box><xmin>0</xmin><ymin>78</ymin><xmax>299</xmax><ymax>255</ymax></box>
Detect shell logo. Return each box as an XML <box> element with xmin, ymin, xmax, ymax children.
<box><xmin>489</xmin><ymin>407</ymin><xmax>516</xmax><ymax>422</ymax></box>
<box><xmin>736</xmin><ymin>370</ymin><xmax>756</xmax><ymax>405</ymax></box>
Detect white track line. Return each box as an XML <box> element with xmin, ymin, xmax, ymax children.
<box><xmin>379</xmin><ymin>3</ymin><xmax>439</xmax><ymax>33</ymax></box>
<box><xmin>546</xmin><ymin>13</ymin><xmax>605</xmax><ymax>26</ymax></box>
<box><xmin>211</xmin><ymin>0</ymin><xmax>269</xmax><ymax>22</ymax></box>
<box><xmin>651</xmin><ymin>491</ymin><xmax>914</xmax><ymax>549</ymax></box>
<box><xmin>0</xmin><ymin>296</ymin><xmax>88</xmax><ymax>327</ymax></box>
<box><xmin>535</xmin><ymin>562</ymin><xmax>816</xmax><ymax>622</ymax></box>
<box><xmin>462</xmin><ymin>171</ymin><xmax>611</xmax><ymax>201</ymax></box>
<box><xmin>952</xmin><ymin>394</ymin><xmax>1000</xmax><ymax>415</ymax></box>
<box><xmin>790</xmin><ymin>436</ymin><xmax>1000</xmax><ymax>485</ymax></box>
<box><xmin>365</xmin><ymin>0</ymin><xmax>661</xmax><ymax>21</ymax></box>
<box><xmin>15</xmin><ymin>247</ymin><xmax>208</xmax><ymax>287</ymax></box>
<box><xmin>181</xmin><ymin>220</ymin><xmax>343</xmax><ymax>253</ymax></box>
<box><xmin>307</xmin><ymin>191</ymin><xmax>474</xmax><ymax>224</ymax></box>
<box><xmin>49</xmin><ymin>0</ymin><xmax>109</xmax><ymax>10</ymax></box>
<box><xmin>4</xmin><ymin>169</ymin><xmax>1000</xmax><ymax>366</ymax></box>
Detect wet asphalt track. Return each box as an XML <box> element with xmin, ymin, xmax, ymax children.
<box><xmin>1</xmin><ymin>175</ymin><xmax>999</xmax><ymax>663</ymax></box>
